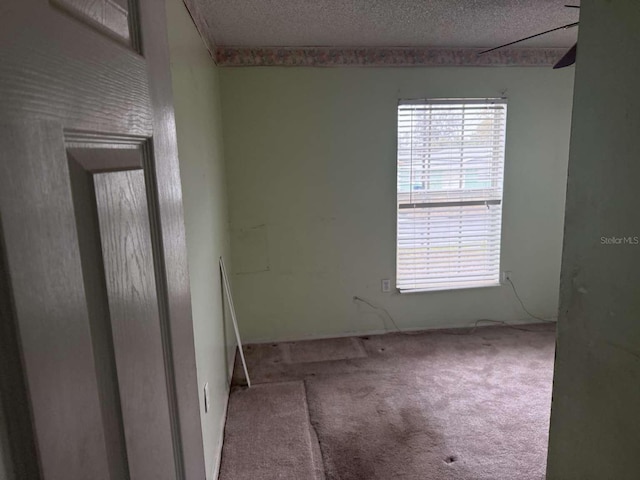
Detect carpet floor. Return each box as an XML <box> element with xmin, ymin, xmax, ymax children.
<box><xmin>219</xmin><ymin>323</ymin><xmax>556</xmax><ymax>480</ymax></box>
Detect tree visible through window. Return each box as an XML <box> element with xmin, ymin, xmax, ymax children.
<box><xmin>396</xmin><ymin>99</ymin><xmax>507</xmax><ymax>292</ymax></box>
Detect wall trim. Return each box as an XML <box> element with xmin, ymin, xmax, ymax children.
<box><xmin>214</xmin><ymin>46</ymin><xmax>567</xmax><ymax>67</ymax></box>
<box><xmin>211</xmin><ymin>346</ymin><xmax>238</xmax><ymax>480</ymax></box>
<box><xmin>211</xmin><ymin>389</ymin><xmax>230</xmax><ymax>480</ymax></box>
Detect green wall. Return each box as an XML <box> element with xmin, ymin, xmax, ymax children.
<box><xmin>220</xmin><ymin>66</ymin><xmax>575</xmax><ymax>342</ymax></box>
<box><xmin>547</xmin><ymin>1</ymin><xmax>640</xmax><ymax>478</ymax></box>
<box><xmin>165</xmin><ymin>1</ymin><xmax>235</xmax><ymax>478</ymax></box>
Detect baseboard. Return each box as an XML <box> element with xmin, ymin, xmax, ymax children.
<box><xmin>210</xmin><ymin>382</ymin><xmax>230</xmax><ymax>480</ymax></box>
<box><xmin>244</xmin><ymin>316</ymin><xmax>557</xmax><ymax>345</ymax></box>
<box><xmin>211</xmin><ymin>345</ymin><xmax>238</xmax><ymax>480</ymax></box>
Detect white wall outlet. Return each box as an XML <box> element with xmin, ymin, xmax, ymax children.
<box><xmin>381</xmin><ymin>279</ymin><xmax>391</xmax><ymax>293</ymax></box>
<box><xmin>501</xmin><ymin>271</ymin><xmax>512</xmax><ymax>283</ymax></box>
<box><xmin>204</xmin><ymin>382</ymin><xmax>210</xmax><ymax>413</ymax></box>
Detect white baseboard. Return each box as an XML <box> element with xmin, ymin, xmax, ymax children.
<box><xmin>211</xmin><ymin>382</ymin><xmax>231</xmax><ymax>480</ymax></box>
<box><xmin>211</xmin><ymin>344</ymin><xmax>238</xmax><ymax>480</ymax></box>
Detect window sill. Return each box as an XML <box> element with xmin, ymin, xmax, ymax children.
<box><xmin>398</xmin><ymin>281</ymin><xmax>502</xmax><ymax>294</ymax></box>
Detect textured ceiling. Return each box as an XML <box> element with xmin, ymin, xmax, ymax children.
<box><xmin>187</xmin><ymin>0</ymin><xmax>580</xmax><ymax>49</ymax></box>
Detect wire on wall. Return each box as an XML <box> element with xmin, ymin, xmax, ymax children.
<box><xmin>506</xmin><ymin>278</ymin><xmax>555</xmax><ymax>324</ymax></box>
<box><xmin>353</xmin><ymin>277</ymin><xmax>555</xmax><ymax>336</ymax></box>
<box><xmin>353</xmin><ymin>296</ymin><xmax>408</xmax><ymax>334</ymax></box>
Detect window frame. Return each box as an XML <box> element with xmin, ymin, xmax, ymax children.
<box><xmin>395</xmin><ymin>97</ymin><xmax>508</xmax><ymax>294</ymax></box>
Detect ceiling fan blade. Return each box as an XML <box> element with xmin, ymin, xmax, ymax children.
<box><xmin>479</xmin><ymin>22</ymin><xmax>579</xmax><ymax>55</ymax></box>
<box><xmin>553</xmin><ymin>43</ymin><xmax>577</xmax><ymax>69</ymax></box>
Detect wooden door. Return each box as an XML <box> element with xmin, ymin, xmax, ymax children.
<box><xmin>0</xmin><ymin>1</ymin><xmax>205</xmax><ymax>479</ymax></box>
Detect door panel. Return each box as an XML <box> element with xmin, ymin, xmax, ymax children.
<box><xmin>68</xmin><ymin>155</ymin><xmax>130</xmax><ymax>480</ymax></box>
<box><xmin>51</xmin><ymin>0</ymin><xmax>135</xmax><ymax>46</ymax></box>
<box><xmin>0</xmin><ymin>0</ymin><xmax>151</xmax><ymax>136</ymax></box>
<box><xmin>0</xmin><ymin>121</ymin><xmax>112</xmax><ymax>479</ymax></box>
<box><xmin>0</xmin><ymin>184</ymin><xmax>41</xmax><ymax>480</ymax></box>
<box><xmin>0</xmin><ymin>0</ymin><xmax>206</xmax><ymax>478</ymax></box>
<box><xmin>94</xmin><ymin>167</ymin><xmax>176</xmax><ymax>480</ymax></box>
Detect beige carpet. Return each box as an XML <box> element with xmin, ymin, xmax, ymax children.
<box><xmin>218</xmin><ymin>381</ymin><xmax>325</xmax><ymax>480</ymax></box>
<box><xmin>219</xmin><ymin>324</ymin><xmax>555</xmax><ymax>479</ymax></box>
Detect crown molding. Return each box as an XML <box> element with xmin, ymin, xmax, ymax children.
<box><xmin>214</xmin><ymin>46</ymin><xmax>568</xmax><ymax>67</ymax></box>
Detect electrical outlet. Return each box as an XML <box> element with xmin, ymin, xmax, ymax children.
<box><xmin>204</xmin><ymin>382</ymin><xmax>210</xmax><ymax>413</ymax></box>
<box><xmin>501</xmin><ymin>271</ymin><xmax>512</xmax><ymax>283</ymax></box>
<box><xmin>381</xmin><ymin>279</ymin><xmax>391</xmax><ymax>293</ymax></box>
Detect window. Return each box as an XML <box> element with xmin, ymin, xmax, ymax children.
<box><xmin>396</xmin><ymin>98</ymin><xmax>507</xmax><ymax>292</ymax></box>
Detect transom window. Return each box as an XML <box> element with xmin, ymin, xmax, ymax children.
<box><xmin>396</xmin><ymin>98</ymin><xmax>507</xmax><ymax>292</ymax></box>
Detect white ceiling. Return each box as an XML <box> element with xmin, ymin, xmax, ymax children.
<box><xmin>188</xmin><ymin>0</ymin><xmax>579</xmax><ymax>49</ymax></box>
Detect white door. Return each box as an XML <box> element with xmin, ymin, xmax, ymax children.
<box><xmin>0</xmin><ymin>1</ymin><xmax>205</xmax><ymax>479</ymax></box>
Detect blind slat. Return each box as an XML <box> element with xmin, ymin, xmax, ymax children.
<box><xmin>396</xmin><ymin>99</ymin><xmax>507</xmax><ymax>292</ymax></box>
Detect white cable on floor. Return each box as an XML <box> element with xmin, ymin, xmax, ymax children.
<box><xmin>220</xmin><ymin>256</ymin><xmax>252</xmax><ymax>388</ymax></box>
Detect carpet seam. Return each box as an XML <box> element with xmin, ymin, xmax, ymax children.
<box><xmin>302</xmin><ymin>378</ymin><xmax>329</xmax><ymax>480</ymax></box>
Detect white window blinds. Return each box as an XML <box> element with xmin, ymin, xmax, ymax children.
<box><xmin>396</xmin><ymin>98</ymin><xmax>507</xmax><ymax>292</ymax></box>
